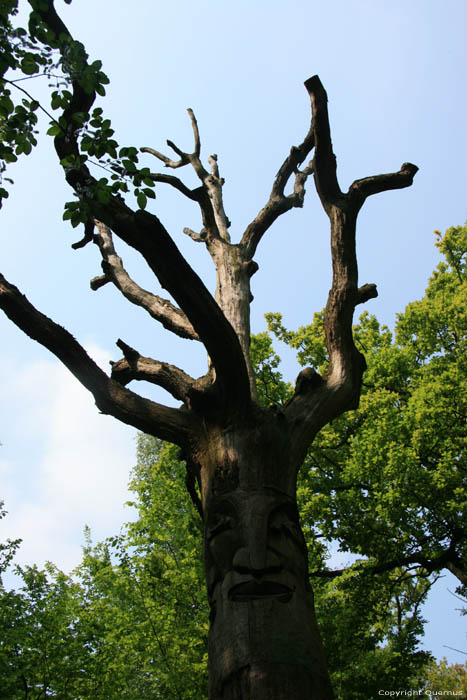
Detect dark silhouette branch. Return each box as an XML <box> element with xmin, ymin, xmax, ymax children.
<box><xmin>348</xmin><ymin>162</ymin><xmax>419</xmax><ymax>207</ymax></box>
<box><xmin>148</xmin><ymin>173</ymin><xmax>201</xmax><ymax>201</ymax></box>
<box><xmin>0</xmin><ymin>273</ymin><xmax>194</xmax><ymax>444</ymax></box>
<box><xmin>93</xmin><ymin>222</ymin><xmax>199</xmax><ymax>341</ymax></box>
<box><xmin>310</xmin><ymin>545</ymin><xmax>466</xmax><ymax>585</ymax></box>
<box><xmin>304</xmin><ymin>75</ymin><xmax>341</xmax><ymax>208</ymax></box>
<box><xmin>111</xmin><ymin>338</ymin><xmax>195</xmax><ymax>401</ymax></box>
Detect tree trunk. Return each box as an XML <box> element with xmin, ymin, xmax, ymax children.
<box><xmin>192</xmin><ymin>417</ymin><xmax>334</xmax><ymax>700</ymax></box>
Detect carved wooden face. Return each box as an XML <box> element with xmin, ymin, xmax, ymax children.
<box><xmin>204</xmin><ymin>487</ymin><xmax>310</xmax><ymax>606</ymax></box>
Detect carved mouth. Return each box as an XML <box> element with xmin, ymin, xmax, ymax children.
<box><xmin>228</xmin><ymin>580</ymin><xmax>293</xmax><ymax>603</ymax></box>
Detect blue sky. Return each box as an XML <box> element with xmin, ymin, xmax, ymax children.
<box><xmin>1</xmin><ymin>0</ymin><xmax>466</xmax><ymax>664</ymax></box>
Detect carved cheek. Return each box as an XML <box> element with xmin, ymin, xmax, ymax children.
<box><xmin>208</xmin><ymin>522</ymin><xmax>239</xmax><ymax>578</ymax></box>
<box><xmin>268</xmin><ymin>514</ymin><xmax>307</xmax><ymax>577</ymax></box>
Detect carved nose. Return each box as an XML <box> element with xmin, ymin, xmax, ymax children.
<box><xmin>232</xmin><ymin>545</ymin><xmax>281</xmax><ymax>576</ymax></box>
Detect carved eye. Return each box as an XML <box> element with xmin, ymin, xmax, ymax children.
<box><xmin>208</xmin><ymin>514</ymin><xmax>235</xmax><ymax>540</ymax></box>
<box><xmin>269</xmin><ymin>509</ymin><xmax>303</xmax><ymax>545</ymax></box>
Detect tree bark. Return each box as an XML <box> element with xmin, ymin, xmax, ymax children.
<box><xmin>192</xmin><ymin>413</ymin><xmax>334</xmax><ymax>700</ymax></box>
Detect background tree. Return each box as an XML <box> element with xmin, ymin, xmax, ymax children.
<box><xmin>0</xmin><ymin>437</ymin><xmax>432</xmax><ymax>700</ymax></box>
<box><xmin>0</xmin><ymin>2</ymin><xmax>421</xmax><ymax>698</ymax></box>
<box><xmin>419</xmin><ymin>657</ymin><xmax>467</xmax><ymax>696</ymax></box>
<box><xmin>265</xmin><ymin>224</ymin><xmax>466</xmax><ymax>591</ymax></box>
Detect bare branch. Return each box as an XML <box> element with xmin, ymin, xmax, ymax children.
<box><xmin>356</xmin><ymin>283</ymin><xmax>378</xmax><ymax>305</ymax></box>
<box><xmin>272</xmin><ymin>141</ymin><xmax>315</xmax><ymax>199</ymax></box>
<box><xmin>304</xmin><ymin>75</ymin><xmax>341</xmax><ymax>209</ymax></box>
<box><xmin>93</xmin><ymin>222</ymin><xmax>199</xmax><ymax>341</ymax></box>
<box><xmin>188</xmin><ymin>108</ymin><xmax>201</xmax><ymax>157</ymax></box>
<box><xmin>140</xmin><ymin>146</ymin><xmax>189</xmax><ymax>169</ymax></box>
<box><xmin>148</xmin><ymin>172</ymin><xmax>201</xmax><ymax>201</ymax></box>
<box><xmin>241</xmin><ymin>99</ymin><xmax>315</xmax><ymax>259</ymax></box>
<box><xmin>183</xmin><ymin>227</ymin><xmax>207</xmax><ymax>242</ymax></box>
<box><xmin>71</xmin><ymin>218</ymin><xmax>95</xmax><ymax>250</ymax></box>
<box><xmin>141</xmin><ymin>108</ymin><xmax>200</xmax><ymax>169</ymax></box>
<box><xmin>203</xmin><ymin>155</ymin><xmax>231</xmax><ymax>242</ymax></box>
<box><xmin>348</xmin><ymin>162</ymin><xmax>419</xmax><ymax>207</ymax></box>
<box><xmin>111</xmin><ymin>338</ymin><xmax>195</xmax><ymax>401</ymax></box>
<box><xmin>141</xmin><ymin>112</ymin><xmax>231</xmax><ymax>243</ymax></box>
<box><xmin>241</xmin><ymin>164</ymin><xmax>314</xmax><ymax>259</ymax></box>
<box><xmin>304</xmin><ymin>75</ymin><xmax>417</xmax><ymax>398</ymax></box>
<box><xmin>208</xmin><ymin>154</ymin><xmax>220</xmax><ymax>179</ymax></box>
<box><xmin>285</xmin><ymin>76</ymin><xmax>418</xmax><ymax>458</ymax></box>
<box><xmin>90</xmin><ymin>274</ymin><xmax>111</xmax><ymax>291</ymax></box>
<box><xmin>0</xmin><ymin>272</ymin><xmax>195</xmax><ymax>445</ymax></box>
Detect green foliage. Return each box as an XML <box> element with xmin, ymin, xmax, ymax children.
<box><xmin>253</xmin><ymin>225</ymin><xmax>467</xmax><ymax>695</ymax></box>
<box><xmin>417</xmin><ymin>657</ymin><xmax>467</xmax><ymax>695</ymax></box>
<box><xmin>0</xmin><ymin>1</ymin><xmax>156</xmax><ymax>214</ymax></box>
<box><xmin>0</xmin><ymin>501</ymin><xmax>21</xmax><ymax>576</ymax></box>
<box><xmin>0</xmin><ymin>441</ymin><xmax>208</xmax><ymax>700</ymax></box>
<box><xmin>0</xmin><ymin>561</ymin><xmax>93</xmax><ymax>700</ymax></box>
<box><xmin>265</xmin><ymin>310</ymin><xmax>328</xmax><ymax>370</ymax></box>
<box><xmin>249</xmin><ymin>331</ymin><xmax>293</xmax><ymax>405</ymax></box>
<box><xmin>0</xmin><ymin>439</ymin><xmax>430</xmax><ymax>700</ymax></box>
<box><xmin>264</xmin><ymin>226</ymin><xmax>466</xmax><ymax>598</ymax></box>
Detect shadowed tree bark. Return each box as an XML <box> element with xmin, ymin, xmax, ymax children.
<box><xmin>0</xmin><ymin>3</ymin><xmax>418</xmax><ymax>698</ymax></box>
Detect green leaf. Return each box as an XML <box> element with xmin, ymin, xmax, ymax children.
<box><xmin>137</xmin><ymin>192</ymin><xmax>147</xmax><ymax>209</ymax></box>
<box><xmin>97</xmin><ymin>188</ymin><xmax>111</xmax><ymax>204</ymax></box>
<box><xmin>122</xmin><ymin>159</ymin><xmax>136</xmax><ymax>172</ymax></box>
<box><xmin>20</xmin><ymin>61</ymin><xmax>39</xmax><ymax>75</ymax></box>
<box><xmin>0</xmin><ymin>95</ymin><xmax>14</xmax><ymax>116</ymax></box>
<box><xmin>47</xmin><ymin>124</ymin><xmax>62</xmax><ymax>136</ymax></box>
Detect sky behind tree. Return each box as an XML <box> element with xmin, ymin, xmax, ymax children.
<box><xmin>1</xmin><ymin>0</ymin><xmax>466</xmax><ymax>664</ymax></box>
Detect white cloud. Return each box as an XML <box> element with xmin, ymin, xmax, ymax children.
<box><xmin>1</xmin><ymin>346</ymin><xmax>137</xmax><ymax>582</ymax></box>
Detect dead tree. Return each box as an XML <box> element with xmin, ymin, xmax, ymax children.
<box><xmin>0</xmin><ymin>3</ymin><xmax>418</xmax><ymax>698</ymax></box>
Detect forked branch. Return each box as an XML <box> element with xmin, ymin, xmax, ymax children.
<box><xmin>141</xmin><ymin>110</ymin><xmax>231</xmax><ymax>243</ymax></box>
<box><xmin>141</xmin><ymin>108</ymin><xmax>200</xmax><ymax>167</ymax></box>
<box><xmin>285</xmin><ymin>76</ymin><xmax>418</xmax><ymax>449</ymax></box>
<box><xmin>241</xmin><ymin>110</ymin><xmax>316</xmax><ymax>259</ymax></box>
<box><xmin>305</xmin><ymin>76</ymin><xmax>418</xmax><ymax>400</ymax></box>
<box><xmin>111</xmin><ymin>339</ymin><xmax>195</xmax><ymax>401</ymax></box>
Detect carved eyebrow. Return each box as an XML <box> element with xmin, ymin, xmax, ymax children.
<box><xmin>269</xmin><ymin>503</ymin><xmax>300</xmax><ymax>523</ymax></box>
<box><xmin>207</xmin><ymin>513</ymin><xmax>236</xmax><ymax>541</ymax></box>
<box><xmin>207</xmin><ymin>499</ymin><xmax>237</xmax><ymax>518</ymax></box>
